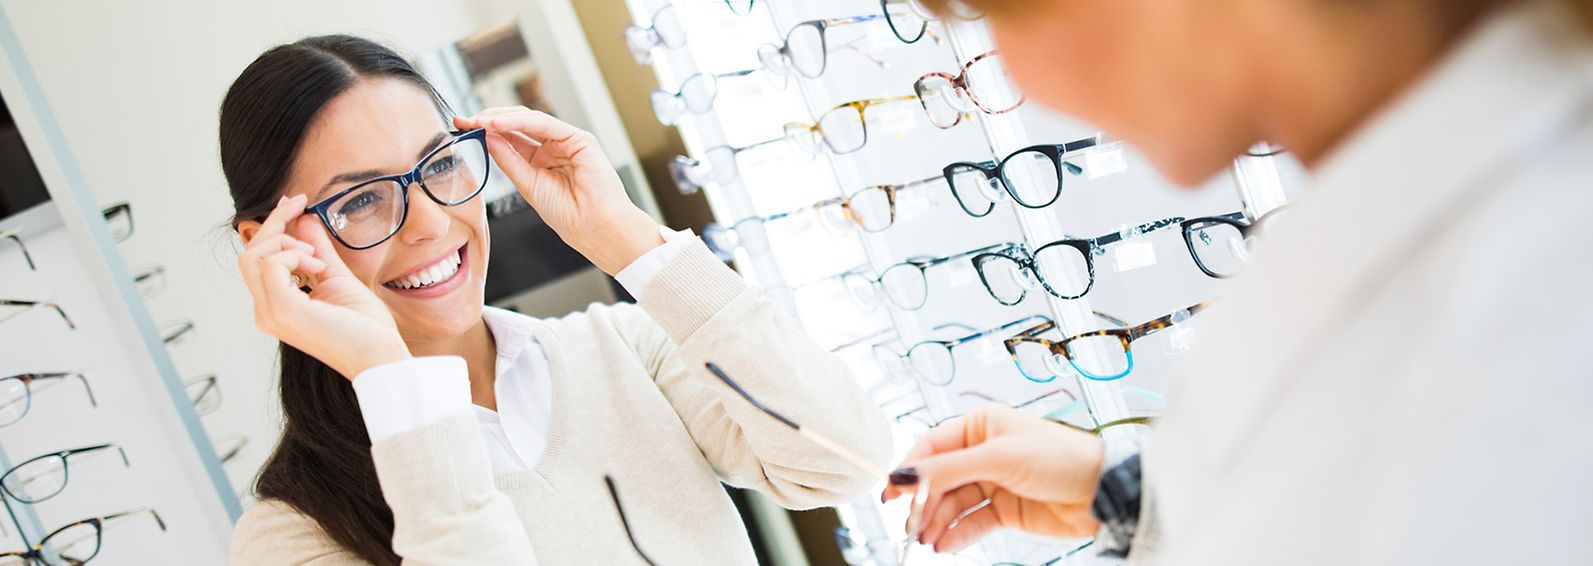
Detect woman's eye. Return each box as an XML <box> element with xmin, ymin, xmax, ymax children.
<box><xmin>336</xmin><ymin>190</ymin><xmax>384</xmax><ymax>217</ymax></box>
<box><xmin>425</xmin><ymin>155</ymin><xmax>458</xmax><ymax>177</ymax></box>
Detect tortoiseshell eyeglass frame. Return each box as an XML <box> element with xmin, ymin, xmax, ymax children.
<box><xmin>0</xmin><ymin>507</ymin><xmax>165</xmax><ymax>565</ymax></box>
<box><xmin>0</xmin><ymin>299</ymin><xmax>75</xmax><ymax>330</ymax></box>
<box><xmin>813</xmin><ymin>173</ymin><xmax>943</xmax><ymax>234</ymax></box>
<box><xmin>1004</xmin><ymin>301</ymin><xmax>1212</xmax><ymax>381</ymax></box>
<box><xmin>913</xmin><ymin>49</ymin><xmax>1025</xmax><ymax>129</ymax></box>
<box><xmin>783</xmin><ymin>95</ymin><xmax>919</xmax><ymax>155</ymax></box>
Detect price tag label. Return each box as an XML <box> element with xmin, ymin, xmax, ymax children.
<box><xmin>1164</xmin><ymin>324</ymin><xmax>1196</xmax><ymax>354</ymax></box>
<box><xmin>1084</xmin><ymin>145</ymin><xmax>1128</xmax><ymax>179</ymax></box>
<box><xmin>1111</xmin><ymin>240</ymin><xmax>1158</xmax><ymax>272</ymax></box>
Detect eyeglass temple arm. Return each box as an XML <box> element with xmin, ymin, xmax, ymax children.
<box><xmin>704</xmin><ymin>362</ymin><xmax>888</xmax><ymax>477</ymax></box>
<box><xmin>72</xmin><ymin>372</ymin><xmax>97</xmax><ymax>408</ymax></box>
<box><xmin>956</xmin><ymin>314</ymin><xmax>1053</xmax><ymax>345</ymax></box>
<box><xmin>603</xmin><ymin>475</ymin><xmax>659</xmax><ymax>566</ymax></box>
<box><xmin>101</xmin><ymin>507</ymin><xmax>166</xmax><ymax>532</ymax></box>
<box><xmin>2</xmin><ymin>233</ymin><xmax>34</xmax><ymax>271</ymax></box>
<box><xmin>1090</xmin><ymin>216</ymin><xmax>1187</xmax><ymax>249</ymax></box>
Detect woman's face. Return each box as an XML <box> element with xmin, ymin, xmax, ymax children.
<box><xmin>248</xmin><ymin>77</ymin><xmax>490</xmax><ymax>343</ymax></box>
<box><xmin>985</xmin><ymin>0</ymin><xmax>1265</xmax><ymax>186</ymax></box>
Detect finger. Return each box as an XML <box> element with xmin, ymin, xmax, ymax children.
<box><xmin>255</xmin><ymin>194</ymin><xmax>309</xmax><ymax>244</ymax></box>
<box><xmin>481</xmin><ymin>109</ymin><xmax>586</xmax><ymax>145</ymax></box>
<box><xmin>918</xmin><ymin>483</ymin><xmax>987</xmax><ymax>547</ymax></box>
<box><xmin>291</xmin><ymin>215</ymin><xmax>355</xmax><ymax>279</ymax></box>
<box><xmin>909</xmin><ymin>442</ymin><xmax>1021</xmax><ymax>514</ymax></box>
<box><xmin>933</xmin><ymin>499</ymin><xmax>1005</xmax><ymax>554</ymax></box>
<box><xmin>252</xmin><ymin>248</ymin><xmax>319</xmax><ymax>329</ymax></box>
<box><xmin>486</xmin><ymin>134</ymin><xmax>541</xmax><ymax>190</ymax></box>
<box><xmin>882</xmin><ymin>415</ymin><xmax>976</xmax><ymax>502</ymax></box>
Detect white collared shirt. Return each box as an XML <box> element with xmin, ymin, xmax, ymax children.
<box><xmin>351</xmin><ymin>227</ymin><xmax>697</xmax><ymax>473</ymax></box>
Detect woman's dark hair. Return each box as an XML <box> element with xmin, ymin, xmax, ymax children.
<box><xmin>218</xmin><ymin>34</ymin><xmax>450</xmax><ymax>566</ymax></box>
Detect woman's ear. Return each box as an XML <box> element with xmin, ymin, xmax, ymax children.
<box><xmin>237</xmin><ymin>220</ymin><xmax>262</xmax><ymax>247</ymax></box>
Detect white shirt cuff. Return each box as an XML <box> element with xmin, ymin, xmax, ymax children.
<box><xmin>351</xmin><ymin>356</ymin><xmax>472</xmax><ymax>444</ymax></box>
<box><xmin>613</xmin><ymin>226</ymin><xmax>698</xmax><ymax>301</ymax></box>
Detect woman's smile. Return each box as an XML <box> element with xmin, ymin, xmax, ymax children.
<box><xmin>381</xmin><ymin>242</ymin><xmax>470</xmax><ymax>299</ymax></box>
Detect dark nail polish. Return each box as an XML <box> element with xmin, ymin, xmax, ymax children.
<box><xmin>889</xmin><ymin>467</ymin><xmax>919</xmax><ymax>486</ymax></box>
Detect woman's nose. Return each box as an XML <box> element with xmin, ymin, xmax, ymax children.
<box><xmin>396</xmin><ymin>185</ymin><xmax>452</xmax><ymax>244</ymax></box>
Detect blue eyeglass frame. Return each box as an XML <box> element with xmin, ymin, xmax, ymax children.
<box><xmin>303</xmin><ymin>128</ymin><xmax>490</xmax><ymax>250</ymax></box>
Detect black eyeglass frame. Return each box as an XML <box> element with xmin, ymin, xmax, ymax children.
<box><xmin>303</xmin><ymin>128</ymin><xmax>490</xmax><ymax>250</ymax></box>
<box><xmin>942</xmin><ymin>137</ymin><xmax>1098</xmax><ymax>217</ymax></box>
<box><xmin>0</xmin><ymin>443</ymin><xmax>129</xmax><ymax>504</ymax></box>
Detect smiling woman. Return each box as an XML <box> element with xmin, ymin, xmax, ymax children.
<box><xmin>218</xmin><ymin>35</ymin><xmax>891</xmax><ymax>565</ymax></box>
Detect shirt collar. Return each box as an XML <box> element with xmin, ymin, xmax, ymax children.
<box><xmin>481</xmin><ymin>305</ymin><xmax>544</xmax><ymax>372</ymax></box>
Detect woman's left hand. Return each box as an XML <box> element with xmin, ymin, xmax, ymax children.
<box><xmin>455</xmin><ymin>108</ymin><xmax>662</xmax><ymax>275</ymax></box>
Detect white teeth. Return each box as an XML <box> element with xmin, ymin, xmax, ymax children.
<box><xmin>386</xmin><ymin>248</ymin><xmax>464</xmax><ymax>290</ymax></box>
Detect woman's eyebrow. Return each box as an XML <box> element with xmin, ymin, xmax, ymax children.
<box><xmin>311</xmin><ymin>132</ymin><xmax>452</xmax><ymax>202</ymax></box>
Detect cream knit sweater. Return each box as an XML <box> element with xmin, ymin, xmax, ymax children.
<box><xmin>229</xmin><ymin>241</ymin><xmax>894</xmax><ymax>565</ymax></box>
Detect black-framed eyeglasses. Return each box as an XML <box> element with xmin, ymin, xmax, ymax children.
<box><xmin>844</xmin><ymin>242</ymin><xmax>1010</xmax><ymax>311</ymax></box>
<box><xmin>650</xmin><ymin>69</ymin><xmax>759</xmax><ymax>125</ymax></box>
<box><xmin>943</xmin><ymin>137</ymin><xmax>1098</xmax><ymax>217</ymax></box>
<box><xmin>0</xmin><ymin>443</ymin><xmax>129</xmax><ymax>504</ymax></box>
<box><xmin>1006</xmin><ymin>301</ymin><xmax>1212</xmax><ymax>381</ymax></box>
<box><xmin>1179</xmin><ymin>206</ymin><xmax>1289</xmax><ymax>279</ymax></box>
<box><xmin>625</xmin><ymin>5</ymin><xmax>685</xmax><ymax>65</ymax></box>
<box><xmin>0</xmin><ymin>507</ymin><xmax>166</xmax><ymax>565</ymax></box>
<box><xmin>304</xmin><ymin>129</ymin><xmax>491</xmax><ymax>250</ymax></box>
<box><xmin>667</xmin><ymin>137</ymin><xmax>786</xmax><ymax>195</ymax></box>
<box><xmin>603</xmin><ymin>476</ymin><xmax>659</xmax><ymax>566</ymax></box>
<box><xmin>758</xmin><ymin>14</ymin><xmax>887</xmax><ymax>80</ymax></box>
<box><xmin>185</xmin><ymin>374</ymin><xmax>220</xmax><ymax>417</ymax></box>
<box><xmin>972</xmin><ymin>217</ymin><xmax>1185</xmax><ymax>304</ymax></box>
<box><xmin>0</xmin><ymin>372</ymin><xmax>97</xmax><ymax>428</ymax></box>
<box><xmin>131</xmin><ymin>265</ymin><xmax>166</xmax><ymax>299</ymax></box>
<box><xmin>0</xmin><ymin>299</ymin><xmax>74</xmax><ymax>330</ymax></box>
<box><xmin>100</xmin><ymin>203</ymin><xmax>133</xmax><ymax>244</ymax></box>
<box><xmin>1</xmin><ymin>229</ymin><xmax>35</xmax><ymax>271</ymax></box>
<box><xmin>873</xmin><ymin>314</ymin><xmax>1051</xmax><ymax>386</ymax></box>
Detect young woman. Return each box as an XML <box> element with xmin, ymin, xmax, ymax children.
<box><xmin>884</xmin><ymin>0</ymin><xmax>1593</xmax><ymax>563</ymax></box>
<box><xmin>219</xmin><ymin>35</ymin><xmax>891</xmax><ymax>565</ymax></box>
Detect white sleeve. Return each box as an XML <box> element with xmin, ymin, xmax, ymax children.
<box><xmin>351</xmin><ymin>356</ymin><xmax>472</xmax><ymax>444</ymax></box>
<box><xmin>613</xmin><ymin>226</ymin><xmax>698</xmax><ymax>301</ymax></box>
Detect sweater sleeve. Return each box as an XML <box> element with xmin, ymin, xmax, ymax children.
<box><xmin>229</xmin><ymin>415</ymin><xmax>538</xmax><ymax>565</ymax></box>
<box><xmin>622</xmin><ymin>239</ymin><xmax>894</xmax><ymax>509</ymax></box>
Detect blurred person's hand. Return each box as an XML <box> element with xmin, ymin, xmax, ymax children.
<box><xmin>881</xmin><ymin>404</ymin><xmax>1104</xmax><ymax>553</ymax></box>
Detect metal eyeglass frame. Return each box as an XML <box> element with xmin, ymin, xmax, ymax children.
<box><xmin>784</xmin><ymin>95</ymin><xmax>919</xmax><ymax>155</ymax></box>
<box><xmin>0</xmin><ymin>507</ymin><xmax>165</xmax><ymax>565</ymax></box>
<box><xmin>0</xmin><ymin>299</ymin><xmax>75</xmax><ymax>330</ymax></box>
<box><xmin>759</xmin><ymin>14</ymin><xmax>886</xmax><ymax>79</ymax></box>
<box><xmin>913</xmin><ymin>49</ymin><xmax>1025</xmax><ymax>129</ymax></box>
<box><xmin>1</xmin><ymin>230</ymin><xmax>35</xmax><ymax>271</ymax></box>
<box><xmin>0</xmin><ymin>443</ymin><xmax>129</xmax><ymax>504</ymax></box>
<box><xmin>972</xmin><ymin>216</ymin><xmax>1186</xmax><ymax>304</ymax></box>
<box><xmin>0</xmin><ymin>372</ymin><xmax>98</xmax><ymax>428</ymax></box>
<box><xmin>846</xmin><ymin>242</ymin><xmax>1012</xmax><ymax>311</ymax></box>
<box><xmin>942</xmin><ymin>136</ymin><xmax>1099</xmax><ymax>217</ymax></box>
<box><xmin>303</xmin><ymin>128</ymin><xmax>490</xmax><ymax>250</ymax></box>
<box><xmin>877</xmin><ymin>314</ymin><xmax>1053</xmax><ymax>386</ymax></box>
<box><xmin>1005</xmin><ymin>301</ymin><xmax>1212</xmax><ymax>381</ymax></box>
<box><xmin>650</xmin><ymin>68</ymin><xmax>758</xmax><ymax>125</ymax></box>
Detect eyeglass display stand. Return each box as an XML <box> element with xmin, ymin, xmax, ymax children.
<box><xmin>0</xmin><ymin>22</ymin><xmax>239</xmax><ymax>562</ymax></box>
<box><xmin>631</xmin><ymin>1</ymin><xmax>1293</xmax><ymax>565</ymax></box>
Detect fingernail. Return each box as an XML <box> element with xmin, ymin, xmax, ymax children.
<box><xmin>278</xmin><ymin>196</ymin><xmax>287</xmax><ymax>205</ymax></box>
<box><xmin>889</xmin><ymin>467</ymin><xmax>919</xmax><ymax>486</ymax></box>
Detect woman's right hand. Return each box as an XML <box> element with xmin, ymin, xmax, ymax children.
<box><xmin>237</xmin><ymin>194</ymin><xmax>412</xmax><ymax>380</ymax></box>
<box><xmin>881</xmin><ymin>404</ymin><xmax>1105</xmax><ymax>554</ymax></box>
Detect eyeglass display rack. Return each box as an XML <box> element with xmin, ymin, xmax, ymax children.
<box><xmin>0</xmin><ymin>25</ymin><xmax>237</xmax><ymax>563</ymax></box>
<box><xmin>629</xmin><ymin>1</ymin><xmax>1300</xmax><ymax>565</ymax></box>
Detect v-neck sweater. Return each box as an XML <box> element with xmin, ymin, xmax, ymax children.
<box><xmin>228</xmin><ymin>241</ymin><xmax>894</xmax><ymax>565</ymax></box>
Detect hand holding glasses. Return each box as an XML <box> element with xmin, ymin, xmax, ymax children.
<box><xmin>650</xmin><ymin>69</ymin><xmax>759</xmax><ymax>125</ymax></box>
<box><xmin>915</xmin><ymin>50</ymin><xmax>1024</xmax><ymax>129</ymax></box>
<box><xmin>943</xmin><ymin>137</ymin><xmax>1099</xmax><ymax>217</ymax></box>
<box><xmin>625</xmin><ymin>5</ymin><xmax>685</xmax><ymax>65</ymax></box>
